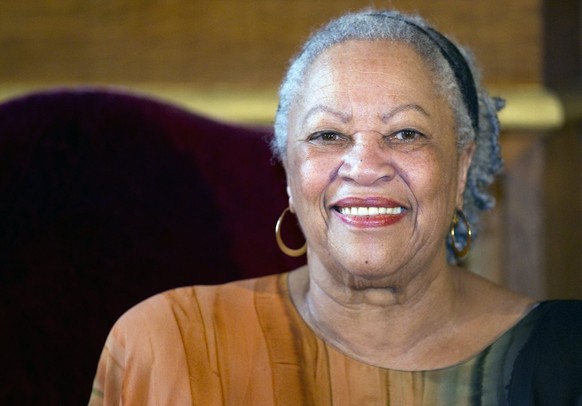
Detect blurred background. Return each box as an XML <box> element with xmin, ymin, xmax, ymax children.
<box><xmin>3</xmin><ymin>2</ymin><xmax>582</xmax><ymax>403</ymax></box>
<box><xmin>0</xmin><ymin>0</ymin><xmax>559</xmax><ymax>122</ymax></box>
<box><xmin>0</xmin><ymin>0</ymin><xmax>580</xmax><ymax>296</ymax></box>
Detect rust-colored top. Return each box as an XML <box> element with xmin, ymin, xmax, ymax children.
<box><xmin>89</xmin><ymin>273</ymin><xmax>542</xmax><ymax>405</ymax></box>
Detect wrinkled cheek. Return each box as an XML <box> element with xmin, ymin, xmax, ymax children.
<box><xmin>293</xmin><ymin>176</ymin><xmax>327</xmax><ymax>221</ymax></box>
<box><xmin>409</xmin><ymin>166</ymin><xmax>457</xmax><ymax>233</ymax></box>
<box><xmin>290</xmin><ymin>180</ymin><xmax>331</xmax><ymax>241</ymax></box>
<box><xmin>285</xmin><ymin>171</ymin><xmax>314</xmax><ymax>217</ymax></box>
<box><xmin>294</xmin><ymin>158</ymin><xmax>328</xmax><ymax>196</ymax></box>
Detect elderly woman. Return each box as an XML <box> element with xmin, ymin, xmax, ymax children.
<box><xmin>90</xmin><ymin>10</ymin><xmax>582</xmax><ymax>405</ymax></box>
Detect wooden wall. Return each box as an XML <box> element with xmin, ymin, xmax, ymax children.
<box><xmin>0</xmin><ymin>0</ymin><xmax>541</xmax><ymax>87</ymax></box>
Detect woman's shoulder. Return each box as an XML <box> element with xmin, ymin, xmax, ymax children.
<box><xmin>535</xmin><ymin>298</ymin><xmax>582</xmax><ymax>313</ymax></box>
<box><xmin>91</xmin><ymin>273</ymin><xmax>292</xmax><ymax>404</ymax></box>
<box><xmin>99</xmin><ymin>273</ymin><xmax>290</xmax><ymax>378</ymax></box>
<box><xmin>526</xmin><ymin>299</ymin><xmax>582</xmax><ymax>338</ymax></box>
<box><xmin>113</xmin><ymin>272</ymin><xmax>288</xmax><ymax>333</ymax></box>
<box><xmin>508</xmin><ymin>299</ymin><xmax>582</xmax><ymax>354</ymax></box>
<box><xmin>507</xmin><ymin>300</ymin><xmax>582</xmax><ymax>405</ymax></box>
<box><xmin>455</xmin><ymin>269</ymin><xmax>537</xmax><ymax>333</ymax></box>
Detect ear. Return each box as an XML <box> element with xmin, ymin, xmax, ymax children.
<box><xmin>286</xmin><ymin>185</ymin><xmax>295</xmax><ymax>212</ymax></box>
<box><xmin>282</xmin><ymin>158</ymin><xmax>296</xmax><ymax>213</ymax></box>
<box><xmin>456</xmin><ymin>142</ymin><xmax>475</xmax><ymax>208</ymax></box>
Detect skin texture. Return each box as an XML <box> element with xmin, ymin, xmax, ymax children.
<box><xmin>284</xmin><ymin>40</ymin><xmax>535</xmax><ymax>371</ymax></box>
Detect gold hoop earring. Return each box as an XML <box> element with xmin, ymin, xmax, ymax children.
<box><xmin>275</xmin><ymin>207</ymin><xmax>306</xmax><ymax>257</ymax></box>
<box><xmin>449</xmin><ymin>209</ymin><xmax>472</xmax><ymax>258</ymax></box>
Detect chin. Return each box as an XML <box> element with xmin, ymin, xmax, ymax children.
<box><xmin>334</xmin><ymin>258</ymin><xmax>408</xmax><ymax>290</ymax></box>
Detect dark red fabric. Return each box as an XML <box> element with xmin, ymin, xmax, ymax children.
<box><xmin>0</xmin><ymin>88</ymin><xmax>305</xmax><ymax>404</ymax></box>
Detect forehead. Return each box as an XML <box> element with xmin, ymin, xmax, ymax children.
<box><xmin>305</xmin><ymin>40</ymin><xmax>437</xmax><ymax>97</ymax></box>
<box><xmin>290</xmin><ymin>40</ymin><xmax>445</xmax><ymax>124</ymax></box>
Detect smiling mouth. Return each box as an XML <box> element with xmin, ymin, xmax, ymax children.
<box><xmin>334</xmin><ymin>206</ymin><xmax>405</xmax><ymax>216</ymax></box>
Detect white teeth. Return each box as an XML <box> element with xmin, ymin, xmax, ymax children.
<box><xmin>339</xmin><ymin>207</ymin><xmax>403</xmax><ymax>216</ymax></box>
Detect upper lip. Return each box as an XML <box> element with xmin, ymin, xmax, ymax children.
<box><xmin>330</xmin><ymin>197</ymin><xmax>408</xmax><ymax>210</ymax></box>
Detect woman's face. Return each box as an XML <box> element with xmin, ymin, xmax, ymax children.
<box><xmin>284</xmin><ymin>40</ymin><xmax>473</xmax><ymax>287</ymax></box>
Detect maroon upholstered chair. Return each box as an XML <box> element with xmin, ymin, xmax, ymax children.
<box><xmin>0</xmin><ymin>88</ymin><xmax>305</xmax><ymax>404</ymax></box>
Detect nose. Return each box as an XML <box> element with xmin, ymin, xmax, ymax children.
<box><xmin>337</xmin><ymin>133</ymin><xmax>396</xmax><ymax>186</ymax></box>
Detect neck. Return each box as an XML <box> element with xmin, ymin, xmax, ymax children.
<box><xmin>288</xmin><ymin>256</ymin><xmax>462</xmax><ymax>369</ymax></box>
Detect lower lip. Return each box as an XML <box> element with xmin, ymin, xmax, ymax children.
<box><xmin>334</xmin><ymin>210</ymin><xmax>406</xmax><ymax>228</ymax></box>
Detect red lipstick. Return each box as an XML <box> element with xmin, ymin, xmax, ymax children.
<box><xmin>331</xmin><ymin>197</ymin><xmax>407</xmax><ymax>228</ymax></box>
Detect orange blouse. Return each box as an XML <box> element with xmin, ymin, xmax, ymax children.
<box><xmin>89</xmin><ymin>273</ymin><xmax>544</xmax><ymax>405</ymax></box>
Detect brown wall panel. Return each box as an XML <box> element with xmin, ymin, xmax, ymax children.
<box><xmin>0</xmin><ymin>0</ymin><xmax>541</xmax><ymax>86</ymax></box>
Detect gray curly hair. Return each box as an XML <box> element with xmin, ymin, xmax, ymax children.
<box><xmin>272</xmin><ymin>9</ymin><xmax>504</xmax><ymax>262</ymax></box>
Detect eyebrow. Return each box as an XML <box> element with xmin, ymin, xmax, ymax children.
<box><xmin>302</xmin><ymin>105</ymin><xmax>352</xmax><ymax>126</ymax></box>
<box><xmin>381</xmin><ymin>103</ymin><xmax>430</xmax><ymax>122</ymax></box>
<box><xmin>301</xmin><ymin>102</ymin><xmax>431</xmax><ymax>127</ymax></box>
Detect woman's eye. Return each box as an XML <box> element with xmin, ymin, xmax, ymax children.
<box><xmin>308</xmin><ymin>131</ymin><xmax>345</xmax><ymax>142</ymax></box>
<box><xmin>383</xmin><ymin>128</ymin><xmax>429</xmax><ymax>151</ymax></box>
<box><xmin>392</xmin><ymin>129</ymin><xmax>423</xmax><ymax>142</ymax></box>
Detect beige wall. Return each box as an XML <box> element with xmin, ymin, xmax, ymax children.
<box><xmin>0</xmin><ymin>0</ymin><xmax>541</xmax><ymax>87</ymax></box>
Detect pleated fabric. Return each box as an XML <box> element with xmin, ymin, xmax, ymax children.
<box><xmin>89</xmin><ymin>273</ymin><xmax>546</xmax><ymax>405</ymax></box>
